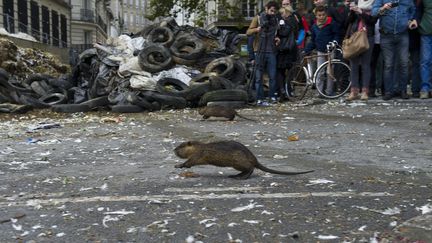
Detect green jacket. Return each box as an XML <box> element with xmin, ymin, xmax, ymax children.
<box><xmin>419</xmin><ymin>0</ymin><xmax>432</xmax><ymax>35</ymax></box>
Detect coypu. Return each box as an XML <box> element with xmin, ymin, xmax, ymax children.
<box><xmin>198</xmin><ymin>105</ymin><xmax>256</xmax><ymax>121</ymax></box>
<box><xmin>174</xmin><ymin>140</ymin><xmax>314</xmax><ymax>179</ymax></box>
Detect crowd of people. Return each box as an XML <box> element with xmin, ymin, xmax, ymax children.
<box><xmin>246</xmin><ymin>0</ymin><xmax>432</xmax><ymax>106</ymax></box>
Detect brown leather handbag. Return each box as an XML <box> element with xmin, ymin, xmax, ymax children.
<box><xmin>342</xmin><ymin>19</ymin><xmax>369</xmax><ymax>59</ymax></box>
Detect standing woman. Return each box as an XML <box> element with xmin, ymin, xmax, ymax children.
<box><xmin>345</xmin><ymin>0</ymin><xmax>377</xmax><ymax>101</ymax></box>
<box><xmin>276</xmin><ymin>6</ymin><xmax>299</xmax><ymax>100</ymax></box>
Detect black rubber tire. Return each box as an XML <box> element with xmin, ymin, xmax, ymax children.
<box><xmin>80</xmin><ymin>96</ymin><xmax>110</xmax><ymax>108</ymax></box>
<box><xmin>126</xmin><ymin>92</ymin><xmax>156</xmax><ymax>111</ymax></box>
<box><xmin>228</xmin><ymin>60</ymin><xmax>247</xmax><ymax>85</ymax></box>
<box><xmin>156</xmin><ymin>78</ymin><xmax>189</xmax><ymax>96</ymax></box>
<box><xmin>133</xmin><ymin>23</ymin><xmax>159</xmax><ymax>38</ymax></box>
<box><xmin>0</xmin><ymin>68</ymin><xmax>10</xmax><ymax>81</ymax></box>
<box><xmin>39</xmin><ymin>92</ymin><xmax>67</xmax><ymax>105</ymax></box>
<box><xmin>172</xmin><ymin>55</ymin><xmax>197</xmax><ymax>65</ymax></box>
<box><xmin>184</xmin><ymin>83</ymin><xmax>211</xmax><ymax>102</ymax></box>
<box><xmin>148</xmin><ymin>26</ymin><xmax>174</xmax><ymax>47</ymax></box>
<box><xmin>138</xmin><ymin>44</ymin><xmax>173</xmax><ymax>73</ymax></box>
<box><xmin>0</xmin><ymin>76</ymin><xmax>12</xmax><ymax>89</ymax></box>
<box><xmin>51</xmin><ymin>104</ymin><xmax>91</xmax><ymax>113</ymax></box>
<box><xmin>0</xmin><ymin>91</ymin><xmax>10</xmax><ymax>103</ymax></box>
<box><xmin>48</xmin><ymin>76</ymin><xmax>73</xmax><ymax>90</ymax></box>
<box><xmin>198</xmin><ymin>89</ymin><xmax>249</xmax><ymax>106</ymax></box>
<box><xmin>19</xmin><ymin>94</ymin><xmax>51</xmax><ymax>108</ymax></box>
<box><xmin>24</xmin><ymin>73</ymin><xmax>53</xmax><ymax>85</ymax></box>
<box><xmin>189</xmin><ymin>73</ymin><xmax>213</xmax><ymax>86</ymax></box>
<box><xmin>204</xmin><ymin>57</ymin><xmax>234</xmax><ymax>77</ymax></box>
<box><xmin>170</xmin><ymin>34</ymin><xmax>205</xmax><ymax>60</ymax></box>
<box><xmin>7</xmin><ymin>79</ymin><xmax>32</xmax><ymax>93</ymax></box>
<box><xmin>141</xmin><ymin>91</ymin><xmax>187</xmax><ymax>109</ymax></box>
<box><xmin>110</xmin><ymin>104</ymin><xmax>144</xmax><ymax>113</ymax></box>
<box><xmin>209</xmin><ymin>76</ymin><xmax>235</xmax><ymax>90</ymax></box>
<box><xmin>30</xmin><ymin>81</ymin><xmax>50</xmax><ymax>97</ymax></box>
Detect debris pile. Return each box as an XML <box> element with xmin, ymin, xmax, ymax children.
<box><xmin>0</xmin><ymin>18</ymin><xmax>250</xmax><ymax>114</ymax></box>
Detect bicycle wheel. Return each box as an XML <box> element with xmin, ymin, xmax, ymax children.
<box><xmin>285</xmin><ymin>64</ymin><xmax>310</xmax><ymax>100</ymax></box>
<box><xmin>314</xmin><ymin>60</ymin><xmax>351</xmax><ymax>99</ymax></box>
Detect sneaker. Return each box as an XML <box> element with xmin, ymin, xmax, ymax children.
<box><xmin>257</xmin><ymin>100</ymin><xmax>270</xmax><ymax>107</ymax></box>
<box><xmin>269</xmin><ymin>97</ymin><xmax>278</xmax><ymax>104</ymax></box>
<box><xmin>360</xmin><ymin>92</ymin><xmax>368</xmax><ymax>101</ymax></box>
<box><xmin>420</xmin><ymin>91</ymin><xmax>429</xmax><ymax>99</ymax></box>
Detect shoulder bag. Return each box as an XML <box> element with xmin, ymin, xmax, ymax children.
<box><xmin>342</xmin><ymin>19</ymin><xmax>369</xmax><ymax>59</ymax></box>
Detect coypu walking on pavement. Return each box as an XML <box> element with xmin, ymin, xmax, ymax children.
<box><xmin>198</xmin><ymin>106</ymin><xmax>256</xmax><ymax>121</ymax></box>
<box><xmin>174</xmin><ymin>140</ymin><xmax>314</xmax><ymax>179</ymax></box>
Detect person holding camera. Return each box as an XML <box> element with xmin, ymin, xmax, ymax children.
<box><xmin>246</xmin><ymin>1</ymin><xmax>280</xmax><ymax>106</ymax></box>
<box><xmin>372</xmin><ymin>0</ymin><xmax>417</xmax><ymax>100</ymax></box>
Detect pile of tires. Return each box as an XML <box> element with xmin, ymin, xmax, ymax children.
<box><xmin>0</xmin><ymin>18</ymin><xmax>250</xmax><ymax>114</ymax></box>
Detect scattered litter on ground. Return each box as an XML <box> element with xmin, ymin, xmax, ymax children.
<box><xmin>416</xmin><ymin>203</ymin><xmax>432</xmax><ymax>214</ymax></box>
<box><xmin>231</xmin><ymin>202</ymin><xmax>263</xmax><ymax>212</ymax></box>
<box><xmin>306</xmin><ymin>179</ymin><xmax>335</xmax><ymax>186</ymax></box>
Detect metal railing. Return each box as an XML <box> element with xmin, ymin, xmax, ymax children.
<box><xmin>0</xmin><ymin>12</ymin><xmax>68</xmax><ymax>48</ymax></box>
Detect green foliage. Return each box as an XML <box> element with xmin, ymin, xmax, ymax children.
<box><xmin>146</xmin><ymin>0</ymin><xmax>256</xmax><ymax>27</ymax></box>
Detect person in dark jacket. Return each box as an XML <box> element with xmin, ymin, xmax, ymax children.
<box><xmin>276</xmin><ymin>6</ymin><xmax>299</xmax><ymax>100</ymax></box>
<box><xmin>345</xmin><ymin>1</ymin><xmax>378</xmax><ymax>101</ymax></box>
<box><xmin>304</xmin><ymin>5</ymin><xmax>340</xmax><ymax>96</ymax></box>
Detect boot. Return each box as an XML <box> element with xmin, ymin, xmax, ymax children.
<box><xmin>360</xmin><ymin>88</ymin><xmax>369</xmax><ymax>100</ymax></box>
<box><xmin>346</xmin><ymin>88</ymin><xmax>360</xmax><ymax>101</ymax></box>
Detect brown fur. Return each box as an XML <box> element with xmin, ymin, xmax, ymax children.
<box><xmin>174</xmin><ymin>140</ymin><xmax>314</xmax><ymax>179</ymax></box>
<box><xmin>198</xmin><ymin>106</ymin><xmax>256</xmax><ymax>121</ymax></box>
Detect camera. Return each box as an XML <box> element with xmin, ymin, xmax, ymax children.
<box><xmin>390</xmin><ymin>1</ymin><xmax>399</xmax><ymax>8</ymax></box>
<box><xmin>259</xmin><ymin>12</ymin><xmax>276</xmax><ymax>30</ymax></box>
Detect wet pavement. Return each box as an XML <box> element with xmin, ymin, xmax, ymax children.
<box><xmin>0</xmin><ymin>98</ymin><xmax>431</xmax><ymax>242</ymax></box>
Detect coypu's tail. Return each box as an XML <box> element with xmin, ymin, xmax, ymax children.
<box><xmin>256</xmin><ymin>163</ymin><xmax>314</xmax><ymax>175</ymax></box>
<box><xmin>236</xmin><ymin>113</ymin><xmax>257</xmax><ymax>122</ymax></box>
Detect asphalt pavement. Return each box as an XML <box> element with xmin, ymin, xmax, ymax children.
<box><xmin>0</xmin><ymin>97</ymin><xmax>431</xmax><ymax>242</ymax></box>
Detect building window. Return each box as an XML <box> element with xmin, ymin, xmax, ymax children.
<box><xmin>3</xmin><ymin>0</ymin><xmax>15</xmax><ymax>33</ymax></box>
<box><xmin>84</xmin><ymin>30</ymin><xmax>92</xmax><ymax>44</ymax></box>
<box><xmin>30</xmin><ymin>1</ymin><xmax>40</xmax><ymax>40</ymax></box>
<box><xmin>60</xmin><ymin>14</ymin><xmax>67</xmax><ymax>47</ymax></box>
<box><xmin>52</xmin><ymin>10</ymin><xmax>59</xmax><ymax>47</ymax></box>
<box><xmin>41</xmin><ymin>5</ymin><xmax>50</xmax><ymax>44</ymax></box>
<box><xmin>18</xmin><ymin>0</ymin><xmax>28</xmax><ymax>33</ymax></box>
<box><xmin>241</xmin><ymin>0</ymin><xmax>256</xmax><ymax>18</ymax></box>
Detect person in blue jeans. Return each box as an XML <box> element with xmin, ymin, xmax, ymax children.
<box><xmin>246</xmin><ymin>1</ymin><xmax>280</xmax><ymax>106</ymax></box>
<box><xmin>372</xmin><ymin>0</ymin><xmax>417</xmax><ymax>100</ymax></box>
<box><xmin>417</xmin><ymin>0</ymin><xmax>432</xmax><ymax>99</ymax></box>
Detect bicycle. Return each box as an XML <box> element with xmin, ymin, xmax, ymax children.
<box><xmin>285</xmin><ymin>41</ymin><xmax>351</xmax><ymax>100</ymax></box>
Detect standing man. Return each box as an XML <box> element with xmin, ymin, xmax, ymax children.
<box><xmin>372</xmin><ymin>0</ymin><xmax>417</xmax><ymax>100</ymax></box>
<box><xmin>418</xmin><ymin>0</ymin><xmax>432</xmax><ymax>99</ymax></box>
<box><xmin>247</xmin><ymin>1</ymin><xmax>280</xmax><ymax>106</ymax></box>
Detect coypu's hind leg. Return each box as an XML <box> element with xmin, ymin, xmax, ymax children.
<box><xmin>228</xmin><ymin>169</ymin><xmax>254</xmax><ymax>179</ymax></box>
<box><xmin>202</xmin><ymin>115</ymin><xmax>210</xmax><ymax>119</ymax></box>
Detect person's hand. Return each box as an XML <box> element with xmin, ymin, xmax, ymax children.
<box><xmin>350</xmin><ymin>6</ymin><xmax>362</xmax><ymax>13</ymax></box>
<box><xmin>380</xmin><ymin>2</ymin><xmax>392</xmax><ymax>12</ymax></box>
<box><xmin>256</xmin><ymin>26</ymin><xmax>261</xmax><ymax>33</ymax></box>
<box><xmin>275</xmin><ymin>37</ymin><xmax>281</xmax><ymax>46</ymax></box>
<box><xmin>409</xmin><ymin>19</ymin><xmax>418</xmax><ymax>29</ymax></box>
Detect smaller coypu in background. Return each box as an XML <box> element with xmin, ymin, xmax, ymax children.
<box><xmin>174</xmin><ymin>140</ymin><xmax>314</xmax><ymax>179</ymax></box>
<box><xmin>198</xmin><ymin>105</ymin><xmax>256</xmax><ymax>121</ymax></box>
